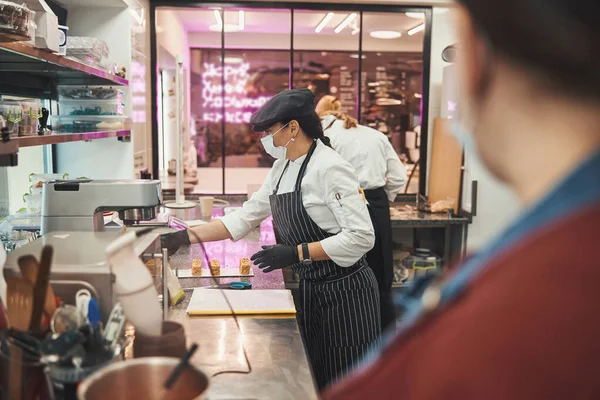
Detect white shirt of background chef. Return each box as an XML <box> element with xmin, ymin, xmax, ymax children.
<box><xmin>220</xmin><ymin>140</ymin><xmax>375</xmax><ymax>267</ymax></box>
<box><xmin>322</xmin><ymin>115</ymin><xmax>407</xmax><ymax>202</ymax></box>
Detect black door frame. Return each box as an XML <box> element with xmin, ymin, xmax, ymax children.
<box><xmin>149</xmin><ymin>0</ymin><xmax>433</xmax><ymax>196</ymax></box>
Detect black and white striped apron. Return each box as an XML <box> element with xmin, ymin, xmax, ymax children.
<box><xmin>270</xmin><ymin>141</ymin><xmax>381</xmax><ymax>391</ymax></box>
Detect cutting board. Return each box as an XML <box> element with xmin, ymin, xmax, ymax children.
<box><xmin>427</xmin><ymin>118</ymin><xmax>464</xmax><ymax>213</ymax></box>
<box><xmin>186</xmin><ymin>289</ymin><xmax>297</xmax><ymax>316</ymax></box>
<box><xmin>177</xmin><ymin>268</ymin><xmax>254</xmax><ymax>278</ymax></box>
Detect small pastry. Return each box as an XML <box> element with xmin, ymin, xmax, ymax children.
<box><xmin>209</xmin><ymin>260</ymin><xmax>221</xmax><ymax>276</ymax></box>
<box><xmin>191</xmin><ymin>259</ymin><xmax>202</xmax><ymax>276</ymax></box>
<box><xmin>239</xmin><ymin>258</ymin><xmax>251</xmax><ymax>275</ymax></box>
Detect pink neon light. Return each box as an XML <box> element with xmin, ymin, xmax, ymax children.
<box><xmin>201</xmin><ymin>62</ymin><xmax>272</xmax><ymax>124</ymax></box>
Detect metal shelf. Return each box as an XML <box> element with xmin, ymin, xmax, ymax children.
<box><xmin>0</xmin><ymin>41</ymin><xmax>128</xmax><ymax>98</ymax></box>
<box><xmin>13</xmin><ymin>130</ymin><xmax>131</xmax><ymax>147</ymax></box>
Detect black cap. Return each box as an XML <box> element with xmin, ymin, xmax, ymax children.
<box><xmin>250</xmin><ymin>88</ymin><xmax>315</xmax><ymax>132</ymax></box>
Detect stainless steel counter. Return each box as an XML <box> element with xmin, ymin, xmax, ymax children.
<box><xmin>167</xmin><ymin>309</ymin><xmax>317</xmax><ymax>400</ymax></box>
<box><xmin>145</xmin><ymin>204</ymin><xmax>317</xmax><ymax>399</ymax></box>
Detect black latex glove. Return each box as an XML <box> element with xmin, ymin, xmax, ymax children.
<box><xmin>251</xmin><ymin>244</ymin><xmax>299</xmax><ymax>273</ymax></box>
<box><xmin>161</xmin><ymin>229</ymin><xmax>191</xmax><ymax>257</ymax></box>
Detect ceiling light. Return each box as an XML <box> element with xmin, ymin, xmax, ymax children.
<box><xmin>414</xmin><ymin>93</ymin><xmax>422</xmax><ymax>98</ymax></box>
<box><xmin>223</xmin><ymin>57</ymin><xmax>244</xmax><ymax>64</ymax></box>
<box><xmin>238</xmin><ymin>10</ymin><xmax>244</xmax><ymax>30</ymax></box>
<box><xmin>334</xmin><ymin>13</ymin><xmax>357</xmax><ymax>34</ymax></box>
<box><xmin>408</xmin><ymin>24</ymin><xmax>425</xmax><ymax>36</ymax></box>
<box><xmin>213</xmin><ymin>9</ymin><xmax>222</xmax><ymax>25</ymax></box>
<box><xmin>405</xmin><ymin>12</ymin><xmax>425</xmax><ymax>19</ymax></box>
<box><xmin>376</xmin><ymin>98</ymin><xmax>402</xmax><ymax>106</ymax></box>
<box><xmin>315</xmin><ymin>12</ymin><xmax>334</xmax><ymax>33</ymax></box>
<box><xmin>209</xmin><ymin>23</ymin><xmax>242</xmax><ymax>32</ymax></box>
<box><xmin>350</xmin><ymin>54</ymin><xmax>366</xmax><ymax>59</ymax></box>
<box><xmin>370</xmin><ymin>30</ymin><xmax>402</xmax><ymax>39</ymax></box>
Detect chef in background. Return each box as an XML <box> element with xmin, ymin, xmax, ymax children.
<box><xmin>316</xmin><ymin>95</ymin><xmax>341</xmax><ymax>116</ymax></box>
<box><xmin>162</xmin><ymin>88</ymin><xmax>381</xmax><ymax>391</ymax></box>
<box><xmin>316</xmin><ymin>98</ymin><xmax>407</xmax><ymax>332</ymax></box>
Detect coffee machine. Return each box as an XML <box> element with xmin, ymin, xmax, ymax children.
<box><xmin>41</xmin><ymin>180</ymin><xmax>162</xmax><ymax>235</ymax></box>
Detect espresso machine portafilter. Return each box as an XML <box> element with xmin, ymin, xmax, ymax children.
<box><xmin>41</xmin><ymin>180</ymin><xmax>163</xmax><ymax>235</ymax></box>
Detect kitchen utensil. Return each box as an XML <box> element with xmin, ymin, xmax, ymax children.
<box><xmin>40</xmin><ymin>331</ymin><xmax>85</xmax><ymax>364</ymax></box>
<box><xmin>0</xmin><ymin>340</ymin><xmax>54</xmax><ymax>400</ymax></box>
<box><xmin>78</xmin><ymin>357</ymin><xmax>209</xmax><ymax>400</ymax></box>
<box><xmin>38</xmin><ymin>107</ymin><xmax>49</xmax><ymax>135</ymax></box>
<box><xmin>50</xmin><ymin>304</ymin><xmax>83</xmax><ymax>334</ymax></box>
<box><xmin>75</xmin><ymin>288</ymin><xmax>92</xmax><ymax>321</ymax></box>
<box><xmin>205</xmin><ymin>282</ymin><xmax>252</xmax><ymax>290</ymax></box>
<box><xmin>31</xmin><ymin>246</ymin><xmax>52</xmax><ymax>331</ymax></box>
<box><xmin>186</xmin><ymin>289</ymin><xmax>296</xmax><ymax>316</ymax></box>
<box><xmin>103</xmin><ymin>303</ymin><xmax>125</xmax><ymax>347</ymax></box>
<box><xmin>133</xmin><ymin>321</ymin><xmax>186</xmax><ymax>359</ymax></box>
<box><xmin>6</xmin><ymin>276</ymin><xmax>34</xmax><ymax>400</ymax></box>
<box><xmin>164</xmin><ymin>343</ymin><xmax>199</xmax><ymax>389</ymax></box>
<box><xmin>87</xmin><ymin>298</ymin><xmax>101</xmax><ymax>327</ymax></box>
<box><xmin>18</xmin><ymin>251</ymin><xmax>57</xmax><ymax>319</ymax></box>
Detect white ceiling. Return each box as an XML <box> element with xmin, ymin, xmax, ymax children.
<box><xmin>173</xmin><ymin>9</ymin><xmax>425</xmax><ymax>37</ymax></box>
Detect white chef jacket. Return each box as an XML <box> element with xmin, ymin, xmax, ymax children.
<box><xmin>322</xmin><ymin>115</ymin><xmax>407</xmax><ymax>202</ymax></box>
<box><xmin>220</xmin><ymin>140</ymin><xmax>375</xmax><ymax>267</ymax></box>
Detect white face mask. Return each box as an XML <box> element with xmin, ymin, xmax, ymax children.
<box><xmin>261</xmin><ymin>123</ymin><xmax>294</xmax><ymax>159</ymax></box>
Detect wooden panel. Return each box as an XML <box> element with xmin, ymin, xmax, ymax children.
<box><xmin>427</xmin><ymin>118</ymin><xmax>463</xmax><ymax>213</ymax></box>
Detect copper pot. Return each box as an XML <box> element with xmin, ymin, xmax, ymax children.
<box><xmin>77</xmin><ymin>357</ymin><xmax>209</xmax><ymax>400</ymax></box>
<box><xmin>133</xmin><ymin>321</ymin><xmax>186</xmax><ymax>358</ymax></box>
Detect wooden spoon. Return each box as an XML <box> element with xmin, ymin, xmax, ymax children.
<box><xmin>6</xmin><ymin>276</ymin><xmax>34</xmax><ymax>400</ymax></box>
<box><xmin>18</xmin><ymin>251</ymin><xmax>57</xmax><ymax>321</ymax></box>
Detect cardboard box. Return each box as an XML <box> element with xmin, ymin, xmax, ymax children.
<box><xmin>23</xmin><ymin>0</ymin><xmax>59</xmax><ymax>52</ymax></box>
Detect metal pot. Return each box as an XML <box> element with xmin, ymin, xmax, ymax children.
<box><xmin>77</xmin><ymin>357</ymin><xmax>209</xmax><ymax>400</ymax></box>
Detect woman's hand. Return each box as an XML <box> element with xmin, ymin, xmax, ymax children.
<box><xmin>251</xmin><ymin>245</ymin><xmax>299</xmax><ymax>272</ymax></box>
<box><xmin>160</xmin><ymin>230</ymin><xmax>191</xmax><ymax>256</ymax></box>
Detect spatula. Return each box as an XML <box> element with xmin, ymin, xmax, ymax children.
<box><xmin>18</xmin><ymin>248</ymin><xmax>56</xmax><ymax>326</ymax></box>
<box><xmin>6</xmin><ymin>276</ymin><xmax>34</xmax><ymax>400</ymax></box>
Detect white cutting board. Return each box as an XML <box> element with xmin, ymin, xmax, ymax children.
<box><xmin>177</xmin><ymin>268</ymin><xmax>254</xmax><ymax>278</ymax></box>
<box><xmin>186</xmin><ymin>289</ymin><xmax>297</xmax><ymax>316</ymax></box>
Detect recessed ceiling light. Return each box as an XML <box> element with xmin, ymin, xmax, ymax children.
<box><xmin>370</xmin><ymin>30</ymin><xmax>402</xmax><ymax>39</ymax></box>
<box><xmin>376</xmin><ymin>98</ymin><xmax>402</xmax><ymax>106</ymax></box>
<box><xmin>334</xmin><ymin>13</ymin><xmax>357</xmax><ymax>34</ymax></box>
<box><xmin>315</xmin><ymin>12</ymin><xmax>334</xmax><ymax>33</ymax></box>
<box><xmin>238</xmin><ymin>10</ymin><xmax>244</xmax><ymax>30</ymax></box>
<box><xmin>209</xmin><ymin>23</ymin><xmax>242</xmax><ymax>32</ymax></box>
<box><xmin>223</xmin><ymin>57</ymin><xmax>244</xmax><ymax>64</ymax></box>
<box><xmin>213</xmin><ymin>9</ymin><xmax>222</xmax><ymax>25</ymax></box>
<box><xmin>350</xmin><ymin>54</ymin><xmax>366</xmax><ymax>59</ymax></box>
<box><xmin>408</xmin><ymin>24</ymin><xmax>425</xmax><ymax>36</ymax></box>
<box><xmin>405</xmin><ymin>12</ymin><xmax>425</xmax><ymax>19</ymax></box>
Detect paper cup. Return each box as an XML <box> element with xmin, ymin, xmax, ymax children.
<box><xmin>199</xmin><ymin>197</ymin><xmax>214</xmax><ymax>219</ymax></box>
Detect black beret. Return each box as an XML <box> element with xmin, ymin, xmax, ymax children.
<box><xmin>250</xmin><ymin>88</ymin><xmax>316</xmax><ymax>132</ymax></box>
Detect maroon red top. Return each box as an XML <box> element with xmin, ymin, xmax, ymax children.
<box><xmin>324</xmin><ymin>205</ymin><xmax>600</xmax><ymax>400</ymax></box>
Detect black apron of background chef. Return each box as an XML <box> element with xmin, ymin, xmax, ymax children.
<box><xmin>269</xmin><ymin>141</ymin><xmax>381</xmax><ymax>391</ymax></box>
<box><xmin>363</xmin><ymin>187</ymin><xmax>396</xmax><ymax>332</ymax></box>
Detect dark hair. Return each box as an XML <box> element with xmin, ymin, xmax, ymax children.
<box><xmin>282</xmin><ymin>111</ymin><xmax>332</xmax><ymax>147</ymax></box>
<box><xmin>458</xmin><ymin>0</ymin><xmax>600</xmax><ymax>99</ymax></box>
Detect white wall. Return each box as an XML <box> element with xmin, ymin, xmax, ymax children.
<box><xmin>0</xmin><ymin>146</ymin><xmax>45</xmax><ymax>215</ymax></box>
<box><xmin>426</xmin><ymin>7</ymin><xmax>457</xmax><ymax>189</ymax></box>
<box><xmin>156</xmin><ymin>10</ymin><xmax>192</xmax><ymax>168</ymax></box>
<box><xmin>55</xmin><ymin>7</ymin><xmax>134</xmax><ymax>179</ymax></box>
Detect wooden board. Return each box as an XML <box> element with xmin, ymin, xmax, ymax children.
<box><xmin>177</xmin><ymin>267</ymin><xmax>254</xmax><ymax>278</ymax></box>
<box><xmin>427</xmin><ymin>118</ymin><xmax>464</xmax><ymax>213</ymax></box>
<box><xmin>186</xmin><ymin>289</ymin><xmax>297</xmax><ymax>316</ymax></box>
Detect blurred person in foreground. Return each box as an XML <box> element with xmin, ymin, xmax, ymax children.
<box><xmin>324</xmin><ymin>0</ymin><xmax>600</xmax><ymax>398</ymax></box>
